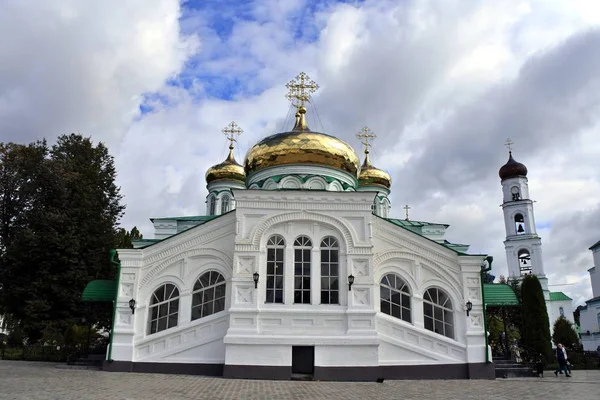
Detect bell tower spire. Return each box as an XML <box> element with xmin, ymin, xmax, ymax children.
<box><xmin>499</xmin><ymin>139</ymin><xmax>548</xmax><ymax>291</ymax></box>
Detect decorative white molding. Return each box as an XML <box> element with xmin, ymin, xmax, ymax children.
<box><xmin>140</xmin><ymin>248</ymin><xmax>233</xmax><ymax>289</ymax></box>
<box><xmin>374</xmin><ymin>250</ymin><xmax>462</xmax><ymax>294</ymax></box>
<box><xmin>248</xmin><ymin>210</ymin><xmax>363</xmax><ymax>250</ymax></box>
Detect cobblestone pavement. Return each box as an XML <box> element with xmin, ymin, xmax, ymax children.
<box><xmin>1</xmin><ymin>361</ymin><xmax>599</xmax><ymax>400</ymax></box>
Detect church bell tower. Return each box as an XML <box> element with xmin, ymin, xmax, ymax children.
<box><xmin>499</xmin><ymin>139</ymin><xmax>548</xmax><ymax>292</ymax></box>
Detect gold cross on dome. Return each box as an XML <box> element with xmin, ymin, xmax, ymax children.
<box><xmin>357</xmin><ymin>126</ymin><xmax>377</xmax><ymax>152</ymax></box>
<box><xmin>505</xmin><ymin>138</ymin><xmax>514</xmax><ymax>152</ymax></box>
<box><xmin>222</xmin><ymin>121</ymin><xmax>243</xmax><ymax>147</ymax></box>
<box><xmin>403</xmin><ymin>204</ymin><xmax>411</xmax><ymax>220</ymax></box>
<box><xmin>285</xmin><ymin>72</ymin><xmax>319</xmax><ymax>107</ymax></box>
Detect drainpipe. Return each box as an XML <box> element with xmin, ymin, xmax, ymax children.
<box><xmin>480</xmin><ymin>255</ymin><xmax>493</xmax><ymax>364</ymax></box>
<box><xmin>107</xmin><ymin>249</ymin><xmax>121</xmax><ymax>362</ymax></box>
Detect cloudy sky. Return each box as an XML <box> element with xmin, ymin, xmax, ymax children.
<box><xmin>2</xmin><ymin>0</ymin><xmax>600</xmax><ymax>305</ymax></box>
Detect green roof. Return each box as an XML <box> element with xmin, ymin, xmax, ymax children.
<box><xmin>483</xmin><ymin>284</ymin><xmax>519</xmax><ymax>306</ymax></box>
<box><xmin>385</xmin><ymin>218</ymin><xmax>450</xmax><ymax>228</ymax></box>
<box><xmin>589</xmin><ymin>240</ymin><xmax>600</xmax><ymax>250</ymax></box>
<box><xmin>549</xmin><ymin>292</ymin><xmax>572</xmax><ymax>301</ymax></box>
<box><xmin>82</xmin><ymin>280</ymin><xmax>116</xmax><ymax>302</ymax></box>
<box><xmin>150</xmin><ymin>215</ymin><xmax>218</xmax><ymax>222</ymax></box>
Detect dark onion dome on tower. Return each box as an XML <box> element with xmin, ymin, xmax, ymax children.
<box><xmin>244</xmin><ymin>106</ymin><xmax>360</xmax><ymax>177</ymax></box>
<box><xmin>358</xmin><ymin>149</ymin><xmax>391</xmax><ymax>189</ymax></box>
<box><xmin>205</xmin><ymin>146</ymin><xmax>246</xmax><ymax>185</ymax></box>
<box><xmin>499</xmin><ymin>151</ymin><xmax>528</xmax><ymax>180</ymax></box>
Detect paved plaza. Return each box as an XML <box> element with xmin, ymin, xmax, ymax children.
<box><xmin>0</xmin><ymin>361</ymin><xmax>599</xmax><ymax>400</ymax></box>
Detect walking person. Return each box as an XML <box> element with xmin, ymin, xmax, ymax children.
<box><xmin>562</xmin><ymin>344</ymin><xmax>572</xmax><ymax>375</ymax></box>
<box><xmin>554</xmin><ymin>344</ymin><xmax>571</xmax><ymax>377</ymax></box>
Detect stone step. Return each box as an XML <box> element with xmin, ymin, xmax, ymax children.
<box><xmin>495</xmin><ymin>367</ymin><xmax>536</xmax><ymax>379</ymax></box>
<box><xmin>55</xmin><ymin>364</ymin><xmax>102</xmax><ymax>371</ymax></box>
<box><xmin>291</xmin><ymin>373</ymin><xmax>313</xmax><ymax>381</ymax></box>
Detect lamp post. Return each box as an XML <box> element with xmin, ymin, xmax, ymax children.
<box><xmin>348</xmin><ymin>274</ymin><xmax>355</xmax><ymax>291</ymax></box>
<box><xmin>128</xmin><ymin>298</ymin><xmax>136</xmax><ymax>315</ymax></box>
<box><xmin>466</xmin><ymin>300</ymin><xmax>473</xmax><ymax>317</ymax></box>
<box><xmin>253</xmin><ymin>272</ymin><xmax>259</xmax><ymax>289</ymax></box>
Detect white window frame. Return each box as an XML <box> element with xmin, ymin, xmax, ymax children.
<box><xmin>423</xmin><ymin>287</ymin><xmax>454</xmax><ymax>339</ymax></box>
<box><xmin>148</xmin><ymin>284</ymin><xmax>180</xmax><ymax>335</ymax></box>
<box><xmin>293</xmin><ymin>236</ymin><xmax>312</xmax><ymax>304</ymax></box>
<box><xmin>191</xmin><ymin>271</ymin><xmax>226</xmax><ymax>321</ymax></box>
<box><xmin>320</xmin><ymin>236</ymin><xmax>340</xmax><ymax>305</ymax></box>
<box><xmin>266</xmin><ymin>235</ymin><xmax>285</xmax><ymax>304</ymax></box>
<box><xmin>380</xmin><ymin>273</ymin><xmax>412</xmax><ymax>323</ymax></box>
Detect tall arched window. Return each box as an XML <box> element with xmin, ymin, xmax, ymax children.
<box><xmin>266</xmin><ymin>235</ymin><xmax>285</xmax><ymax>303</ymax></box>
<box><xmin>320</xmin><ymin>236</ymin><xmax>339</xmax><ymax>305</ymax></box>
<box><xmin>423</xmin><ymin>287</ymin><xmax>454</xmax><ymax>339</ymax></box>
<box><xmin>518</xmin><ymin>249</ymin><xmax>531</xmax><ymax>275</ymax></box>
<box><xmin>148</xmin><ymin>284</ymin><xmax>180</xmax><ymax>335</ymax></box>
<box><xmin>208</xmin><ymin>196</ymin><xmax>216</xmax><ymax>215</ymax></box>
<box><xmin>559</xmin><ymin>307</ymin><xmax>564</xmax><ymax>317</ymax></box>
<box><xmin>221</xmin><ymin>195</ymin><xmax>230</xmax><ymax>213</ymax></box>
<box><xmin>191</xmin><ymin>271</ymin><xmax>226</xmax><ymax>321</ymax></box>
<box><xmin>294</xmin><ymin>236</ymin><xmax>312</xmax><ymax>304</ymax></box>
<box><xmin>515</xmin><ymin>213</ymin><xmax>525</xmax><ymax>235</ymax></box>
<box><xmin>380</xmin><ymin>273</ymin><xmax>411</xmax><ymax>323</ymax></box>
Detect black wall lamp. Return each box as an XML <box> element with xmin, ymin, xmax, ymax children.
<box><xmin>129</xmin><ymin>298</ymin><xmax>136</xmax><ymax>315</ymax></box>
<box><xmin>253</xmin><ymin>272</ymin><xmax>259</xmax><ymax>289</ymax></box>
<box><xmin>465</xmin><ymin>300</ymin><xmax>473</xmax><ymax>317</ymax></box>
<box><xmin>348</xmin><ymin>274</ymin><xmax>355</xmax><ymax>291</ymax></box>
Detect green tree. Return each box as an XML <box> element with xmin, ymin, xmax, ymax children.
<box><xmin>116</xmin><ymin>226</ymin><xmax>143</xmax><ymax>249</ymax></box>
<box><xmin>552</xmin><ymin>316</ymin><xmax>580</xmax><ymax>350</ymax></box>
<box><xmin>1</xmin><ymin>134</ymin><xmax>124</xmax><ymax>341</ymax></box>
<box><xmin>520</xmin><ymin>275</ymin><xmax>552</xmax><ymax>361</ymax></box>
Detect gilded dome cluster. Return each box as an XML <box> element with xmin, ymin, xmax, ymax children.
<box><xmin>205</xmin><ymin>73</ymin><xmax>392</xmax><ymax>191</ymax></box>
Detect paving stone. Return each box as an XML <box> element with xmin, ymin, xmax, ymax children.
<box><xmin>0</xmin><ymin>361</ymin><xmax>599</xmax><ymax>400</ymax></box>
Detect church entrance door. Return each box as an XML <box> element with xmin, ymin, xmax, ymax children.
<box><xmin>292</xmin><ymin>346</ymin><xmax>314</xmax><ymax>375</ymax></box>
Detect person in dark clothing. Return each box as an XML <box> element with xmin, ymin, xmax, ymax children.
<box><xmin>554</xmin><ymin>344</ymin><xmax>571</xmax><ymax>377</ymax></box>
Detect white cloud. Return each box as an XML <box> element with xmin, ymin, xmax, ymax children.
<box><xmin>2</xmin><ymin>0</ymin><xmax>600</xmax><ymax>307</ymax></box>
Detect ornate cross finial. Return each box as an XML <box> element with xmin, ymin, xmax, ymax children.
<box><xmin>285</xmin><ymin>72</ymin><xmax>319</xmax><ymax>108</ymax></box>
<box><xmin>222</xmin><ymin>121</ymin><xmax>243</xmax><ymax>149</ymax></box>
<box><xmin>357</xmin><ymin>126</ymin><xmax>377</xmax><ymax>153</ymax></box>
<box><xmin>505</xmin><ymin>138</ymin><xmax>514</xmax><ymax>152</ymax></box>
<box><xmin>403</xmin><ymin>204</ymin><xmax>411</xmax><ymax>220</ymax></box>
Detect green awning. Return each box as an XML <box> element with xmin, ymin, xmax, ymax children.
<box><xmin>82</xmin><ymin>279</ymin><xmax>117</xmax><ymax>302</ymax></box>
<box><xmin>483</xmin><ymin>284</ymin><xmax>519</xmax><ymax>306</ymax></box>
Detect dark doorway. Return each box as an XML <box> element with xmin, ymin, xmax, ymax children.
<box><xmin>292</xmin><ymin>346</ymin><xmax>314</xmax><ymax>375</ymax></box>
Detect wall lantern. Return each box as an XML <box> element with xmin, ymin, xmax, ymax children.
<box><xmin>348</xmin><ymin>274</ymin><xmax>355</xmax><ymax>291</ymax></box>
<box><xmin>465</xmin><ymin>300</ymin><xmax>473</xmax><ymax>317</ymax></box>
<box><xmin>129</xmin><ymin>298</ymin><xmax>136</xmax><ymax>315</ymax></box>
<box><xmin>253</xmin><ymin>272</ymin><xmax>260</xmax><ymax>289</ymax></box>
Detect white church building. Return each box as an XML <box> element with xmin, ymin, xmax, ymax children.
<box><xmin>101</xmin><ymin>73</ymin><xmax>497</xmax><ymax>380</ymax></box>
<box><xmin>90</xmin><ymin>73</ymin><xmax>579</xmax><ymax>380</ymax></box>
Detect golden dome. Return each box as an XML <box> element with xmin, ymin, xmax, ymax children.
<box><xmin>244</xmin><ymin>107</ymin><xmax>360</xmax><ymax>177</ymax></box>
<box><xmin>206</xmin><ymin>147</ymin><xmax>246</xmax><ymax>185</ymax></box>
<box><xmin>358</xmin><ymin>152</ymin><xmax>391</xmax><ymax>189</ymax></box>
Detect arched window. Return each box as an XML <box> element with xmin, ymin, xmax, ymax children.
<box><xmin>266</xmin><ymin>235</ymin><xmax>285</xmax><ymax>303</ymax></box>
<box><xmin>515</xmin><ymin>213</ymin><xmax>525</xmax><ymax>235</ymax></box>
<box><xmin>148</xmin><ymin>284</ymin><xmax>179</xmax><ymax>335</ymax></box>
<box><xmin>518</xmin><ymin>249</ymin><xmax>531</xmax><ymax>275</ymax></box>
<box><xmin>294</xmin><ymin>236</ymin><xmax>312</xmax><ymax>304</ymax></box>
<box><xmin>559</xmin><ymin>307</ymin><xmax>564</xmax><ymax>317</ymax></box>
<box><xmin>380</xmin><ymin>273</ymin><xmax>411</xmax><ymax>323</ymax></box>
<box><xmin>423</xmin><ymin>287</ymin><xmax>454</xmax><ymax>339</ymax></box>
<box><xmin>191</xmin><ymin>271</ymin><xmax>226</xmax><ymax>321</ymax></box>
<box><xmin>320</xmin><ymin>236</ymin><xmax>339</xmax><ymax>305</ymax></box>
<box><xmin>208</xmin><ymin>196</ymin><xmax>216</xmax><ymax>215</ymax></box>
<box><xmin>221</xmin><ymin>195</ymin><xmax>230</xmax><ymax>213</ymax></box>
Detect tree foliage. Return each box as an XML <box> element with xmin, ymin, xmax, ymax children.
<box><xmin>0</xmin><ymin>134</ymin><xmax>124</xmax><ymax>342</ymax></box>
<box><xmin>520</xmin><ymin>275</ymin><xmax>552</xmax><ymax>360</ymax></box>
<box><xmin>552</xmin><ymin>316</ymin><xmax>580</xmax><ymax>350</ymax></box>
<box><xmin>116</xmin><ymin>226</ymin><xmax>143</xmax><ymax>249</ymax></box>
